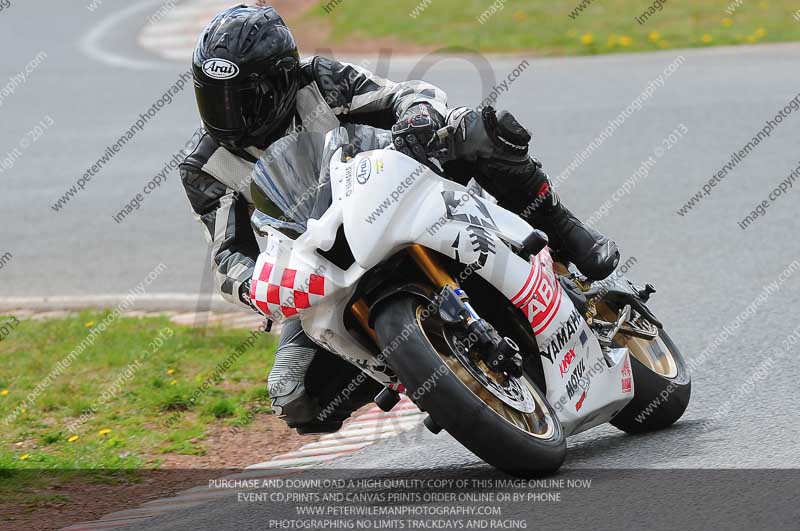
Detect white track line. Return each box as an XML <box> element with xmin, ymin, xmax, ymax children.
<box><xmin>246</xmin><ymin>397</ymin><xmax>422</xmax><ymax>469</ymax></box>
<box><xmin>81</xmin><ymin>0</ymin><xmax>177</xmax><ymax>70</ymax></box>
<box><xmin>0</xmin><ymin>293</ymin><xmax>233</xmax><ymax>312</ymax></box>
<box><xmin>138</xmin><ymin>0</ymin><xmax>235</xmax><ymax>62</ymax></box>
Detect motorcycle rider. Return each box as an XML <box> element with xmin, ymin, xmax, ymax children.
<box><xmin>180</xmin><ymin>5</ymin><xmax>619</xmax><ymax>434</ymax></box>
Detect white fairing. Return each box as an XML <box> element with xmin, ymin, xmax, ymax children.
<box><xmin>251</xmin><ymin>129</ymin><xmax>634</xmax><ymax>437</ymax></box>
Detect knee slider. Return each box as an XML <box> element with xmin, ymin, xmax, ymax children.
<box><xmin>271</xmin><ymin>385</ymin><xmax>320</xmax><ymax>427</ymax></box>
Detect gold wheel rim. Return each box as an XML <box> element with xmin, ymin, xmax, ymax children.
<box><xmin>415</xmin><ymin>307</ymin><xmax>557</xmax><ymax>439</ymax></box>
<box><xmin>596</xmin><ymin>303</ymin><xmax>678</xmax><ymax>378</ymax></box>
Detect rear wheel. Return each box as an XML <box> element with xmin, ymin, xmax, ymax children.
<box><xmin>598</xmin><ymin>304</ymin><xmax>691</xmax><ymax>433</ymax></box>
<box><xmin>374</xmin><ymin>295</ymin><xmax>566</xmax><ymax>477</ymax></box>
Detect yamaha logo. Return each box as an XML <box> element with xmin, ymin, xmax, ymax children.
<box><xmin>202</xmin><ymin>59</ymin><xmax>239</xmax><ymax>80</ymax></box>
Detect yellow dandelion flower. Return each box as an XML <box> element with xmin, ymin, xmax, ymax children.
<box><xmin>98</xmin><ymin>429</ymin><xmax>112</xmax><ymax>436</ymax></box>
<box><xmin>0</xmin><ymin>389</ymin><xmax>9</xmax><ymax>396</ymax></box>
<box><xmin>166</xmin><ymin>368</ymin><xmax>175</xmax><ymax>375</ymax></box>
<box><xmin>722</xmin><ymin>17</ymin><xmax>734</xmax><ymax>27</ymax></box>
<box><xmin>619</xmin><ymin>35</ymin><xmax>632</xmax><ymax>47</ymax></box>
<box><xmin>580</xmin><ymin>33</ymin><xmax>594</xmax><ymax>45</ymax></box>
<box><xmin>658</xmin><ymin>40</ymin><xmax>669</xmax><ymax>49</ymax></box>
<box><xmin>745</xmin><ymin>35</ymin><xmax>757</xmax><ymax>43</ymax></box>
<box><xmin>648</xmin><ymin>31</ymin><xmax>661</xmax><ymax>43</ymax></box>
<box><xmin>754</xmin><ymin>27</ymin><xmax>766</xmax><ymax>38</ymax></box>
<box><xmin>170</xmin><ymin>379</ymin><xmax>177</xmax><ymax>385</ymax></box>
<box><xmin>513</xmin><ymin>11</ymin><xmax>527</xmax><ymax>22</ymax></box>
<box><xmin>702</xmin><ymin>34</ymin><xmax>713</xmax><ymax>43</ymax></box>
<box><xmin>20</xmin><ymin>454</ymin><xmax>30</xmax><ymax>460</ymax></box>
<box><xmin>84</xmin><ymin>321</ymin><xmax>94</xmax><ymax>327</ymax></box>
<box><xmin>68</xmin><ymin>435</ymin><xmax>79</xmax><ymax>442</ymax></box>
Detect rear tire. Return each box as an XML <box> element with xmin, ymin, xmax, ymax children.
<box><xmin>610</xmin><ymin>330</ymin><xmax>691</xmax><ymax>433</ymax></box>
<box><xmin>374</xmin><ymin>295</ymin><xmax>566</xmax><ymax>477</ymax></box>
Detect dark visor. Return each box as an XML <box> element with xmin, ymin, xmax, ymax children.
<box><xmin>194</xmin><ymin>79</ymin><xmax>278</xmax><ymax>136</ymax></box>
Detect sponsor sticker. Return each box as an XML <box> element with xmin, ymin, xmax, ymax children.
<box><xmin>565</xmin><ymin>359</ymin><xmax>587</xmax><ymax>400</ymax></box>
<box><xmin>356</xmin><ymin>158</ymin><xmax>371</xmax><ymax>184</ymax></box>
<box><xmin>202</xmin><ymin>59</ymin><xmax>239</xmax><ymax>80</ymax></box>
<box><xmin>621</xmin><ymin>357</ymin><xmax>633</xmax><ymax>393</ymax></box>
<box><xmin>345</xmin><ymin>165</ymin><xmax>354</xmax><ymax>197</ymax></box>
<box><xmin>559</xmin><ymin>348</ymin><xmax>577</xmax><ymax>377</ymax></box>
<box><xmin>575</xmin><ymin>391</ymin><xmax>587</xmax><ymax>412</ymax></box>
<box><xmin>512</xmin><ymin>249</ymin><xmax>564</xmax><ymax>338</ymax></box>
<box><xmin>541</xmin><ymin>309</ymin><xmax>582</xmax><ymax>363</ymax></box>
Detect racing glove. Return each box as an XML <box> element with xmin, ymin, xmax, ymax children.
<box><xmin>444</xmin><ymin>106</ymin><xmax>532</xmax><ymax>163</ymax></box>
<box><xmin>239</xmin><ymin>278</ymin><xmax>259</xmax><ymax>313</ymax></box>
<box><xmin>391</xmin><ymin>103</ymin><xmax>447</xmax><ymax>165</ymax></box>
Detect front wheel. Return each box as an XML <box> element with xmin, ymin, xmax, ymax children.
<box><xmin>374</xmin><ymin>295</ymin><xmax>566</xmax><ymax>477</ymax></box>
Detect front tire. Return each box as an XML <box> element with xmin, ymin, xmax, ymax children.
<box><xmin>374</xmin><ymin>295</ymin><xmax>566</xmax><ymax>477</ymax></box>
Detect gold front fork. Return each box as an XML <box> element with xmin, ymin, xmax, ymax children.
<box><xmin>407</xmin><ymin>244</ymin><xmax>459</xmax><ymax>290</ymax></box>
<box><xmin>351</xmin><ymin>298</ymin><xmax>379</xmax><ymax>345</ymax></box>
<box><xmin>350</xmin><ymin>245</ymin><xmax>460</xmax><ymax>345</ymax></box>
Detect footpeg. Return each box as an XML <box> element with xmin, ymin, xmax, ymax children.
<box><xmin>424</xmin><ymin>415</ymin><xmax>443</xmax><ymax>434</ymax></box>
<box><xmin>375</xmin><ymin>387</ymin><xmax>401</xmax><ymax>412</ymax></box>
<box><xmin>595</xmin><ymin>304</ymin><xmax>632</xmax><ymax>365</ymax></box>
<box><xmin>638</xmin><ymin>283</ymin><xmax>657</xmax><ymax>302</ymax></box>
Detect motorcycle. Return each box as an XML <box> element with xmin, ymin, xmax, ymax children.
<box><xmin>248</xmin><ymin>126</ymin><xmax>691</xmax><ymax>476</ymax></box>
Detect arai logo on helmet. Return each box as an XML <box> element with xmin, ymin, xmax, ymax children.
<box><xmin>202</xmin><ymin>59</ymin><xmax>239</xmax><ymax>80</ymax></box>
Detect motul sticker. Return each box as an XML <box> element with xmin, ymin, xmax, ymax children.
<box><xmin>565</xmin><ymin>359</ymin><xmax>587</xmax><ymax>399</ymax></box>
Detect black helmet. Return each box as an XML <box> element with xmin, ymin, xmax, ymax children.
<box><xmin>192</xmin><ymin>5</ymin><xmax>300</xmax><ymax>149</ymax></box>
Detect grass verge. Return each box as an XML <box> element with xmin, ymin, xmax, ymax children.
<box><xmin>311</xmin><ymin>0</ymin><xmax>800</xmax><ymax>55</ymax></box>
<box><xmin>0</xmin><ymin>312</ymin><xmax>276</xmax><ymax>501</ymax></box>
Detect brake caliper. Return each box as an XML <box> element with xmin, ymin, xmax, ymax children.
<box><xmin>437</xmin><ymin>286</ymin><xmax>523</xmax><ymax>377</ymax></box>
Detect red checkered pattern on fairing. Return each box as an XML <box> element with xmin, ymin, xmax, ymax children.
<box><xmin>250</xmin><ymin>260</ymin><xmax>326</xmax><ymax>319</ymax></box>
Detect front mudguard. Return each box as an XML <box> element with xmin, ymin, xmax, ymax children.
<box><xmin>367</xmin><ymin>282</ymin><xmax>439</xmax><ymax>328</ymax></box>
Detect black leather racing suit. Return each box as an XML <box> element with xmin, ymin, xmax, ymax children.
<box><xmin>180</xmin><ymin>58</ymin><xmax>619</xmax><ymax>435</ymax></box>
<box><xmin>179</xmin><ymin>56</ymin><xmax>448</xmax><ymax>432</ymax></box>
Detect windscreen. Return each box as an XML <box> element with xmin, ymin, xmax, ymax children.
<box><xmin>251</xmin><ymin>124</ymin><xmax>392</xmax><ymax>234</ymax></box>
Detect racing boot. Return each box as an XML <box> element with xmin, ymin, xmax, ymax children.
<box><xmin>269</xmin><ymin>321</ymin><xmax>381</xmax><ymax>435</ymax></box>
<box><xmin>521</xmin><ymin>170</ymin><xmax>621</xmax><ymax>281</ymax></box>
<box><xmin>268</xmin><ymin>321</ymin><xmax>341</xmax><ymax>434</ymax></box>
<box><xmin>442</xmin><ymin>106</ymin><xmax>620</xmax><ymax>280</ymax></box>
<box><xmin>464</xmin><ymin>109</ymin><xmax>620</xmax><ymax>281</ymax></box>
